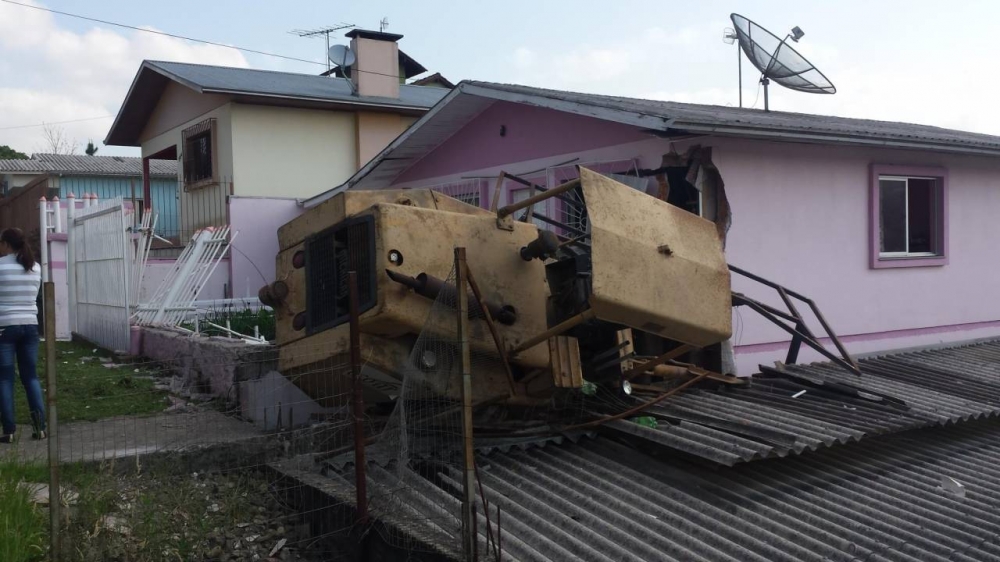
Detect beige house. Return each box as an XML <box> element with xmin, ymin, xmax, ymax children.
<box><xmin>104</xmin><ymin>29</ymin><xmax>449</xmax><ymax>235</ymax></box>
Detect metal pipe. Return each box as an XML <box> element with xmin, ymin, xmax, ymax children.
<box><xmin>497</xmin><ymin>178</ymin><xmax>580</xmax><ymax>219</ymax></box>
<box><xmin>348</xmin><ymin>271</ymin><xmax>368</xmax><ymax>526</ymax></box>
<box><xmin>502</xmin><ymin>172</ymin><xmax>586</xmax><ymax>208</ymax></box>
<box><xmin>528</xmin><ymin>212</ymin><xmax>588</xmax><ymax>237</ymax></box>
<box><xmin>510</xmin><ymin>309</ymin><xmax>596</xmax><ymax>355</ymax></box>
<box><xmin>463</xmin><ymin>264</ymin><xmax>517</xmax><ymax>395</ymax></box>
<box><xmin>622</xmin><ymin>344</ymin><xmax>694</xmax><ymax>381</ymax></box>
<box><xmin>455</xmin><ymin>248</ymin><xmax>477</xmax><ymax>561</ymax></box>
<box><xmin>385</xmin><ymin>270</ymin><xmax>516</xmax><ymax>325</ymax></box>
<box><xmin>44</xmin><ymin>282</ymin><xmax>60</xmax><ymax>561</ymax></box>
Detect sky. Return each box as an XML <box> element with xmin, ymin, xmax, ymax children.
<box><xmin>1</xmin><ymin>0</ymin><xmax>997</xmax><ymax>157</ymax></box>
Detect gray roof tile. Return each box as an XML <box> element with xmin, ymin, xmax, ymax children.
<box><xmin>0</xmin><ymin>153</ymin><xmax>175</xmax><ymax>177</ymax></box>
<box><xmin>147</xmin><ymin>60</ymin><xmax>448</xmax><ymax>110</ymax></box>
<box><xmin>468</xmin><ymin>81</ymin><xmax>1000</xmax><ymax>152</ymax></box>
<box><xmin>330</xmin><ymin>421</ymin><xmax>1000</xmax><ymax>561</ymax></box>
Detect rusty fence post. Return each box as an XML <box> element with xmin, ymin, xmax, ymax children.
<box><xmin>455</xmin><ymin>248</ymin><xmax>477</xmax><ymax>560</ymax></box>
<box><xmin>348</xmin><ymin>271</ymin><xmax>368</xmax><ymax>527</ymax></box>
<box><xmin>44</xmin><ymin>281</ymin><xmax>60</xmax><ymax>561</ymax></box>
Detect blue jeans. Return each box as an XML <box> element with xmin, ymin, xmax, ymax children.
<box><xmin>0</xmin><ymin>325</ymin><xmax>44</xmax><ymax>435</ymax></box>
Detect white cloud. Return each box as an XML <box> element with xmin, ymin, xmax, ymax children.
<box><xmin>0</xmin><ymin>0</ymin><xmax>248</xmax><ymax>156</ymax></box>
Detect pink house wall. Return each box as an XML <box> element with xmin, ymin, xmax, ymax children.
<box><xmin>397</xmin><ymin>101</ymin><xmax>649</xmax><ymax>183</ymax></box>
<box><xmin>227</xmin><ymin>196</ymin><xmax>302</xmax><ymax>297</ymax></box>
<box><xmin>374</xmin><ymin>106</ymin><xmax>1000</xmax><ymax>373</ymax></box>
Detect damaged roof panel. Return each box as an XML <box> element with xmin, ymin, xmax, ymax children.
<box><xmin>602</xmin><ymin>339</ymin><xmax>1000</xmax><ymax>466</ymax></box>
<box><xmin>335</xmin><ymin>420</ymin><xmax>1000</xmax><ymax>562</ymax></box>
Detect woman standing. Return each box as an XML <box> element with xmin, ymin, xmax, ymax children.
<box><xmin>0</xmin><ymin>228</ymin><xmax>44</xmax><ymax>443</ymax></box>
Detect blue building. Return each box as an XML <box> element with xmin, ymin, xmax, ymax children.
<box><xmin>0</xmin><ymin>153</ymin><xmax>179</xmax><ymax>234</ymax></box>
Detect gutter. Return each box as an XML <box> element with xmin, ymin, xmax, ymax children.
<box><xmin>672</xmin><ymin>123</ymin><xmax>1000</xmax><ymax>157</ymax></box>
<box><xmin>207</xmin><ymin>89</ymin><xmax>435</xmax><ymax>113</ymax></box>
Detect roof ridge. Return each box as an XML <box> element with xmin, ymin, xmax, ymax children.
<box><xmin>464</xmin><ymin>80</ymin><xmax>1000</xmax><ymax>139</ymax></box>
<box><xmin>146</xmin><ymin>60</ymin><xmax>342</xmax><ymax>81</ymax></box>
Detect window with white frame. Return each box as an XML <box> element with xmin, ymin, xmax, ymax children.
<box><xmin>878</xmin><ymin>175</ymin><xmax>943</xmax><ymax>257</ymax></box>
<box><xmin>429</xmin><ymin>180</ymin><xmax>484</xmax><ymax>208</ymax></box>
<box><xmin>508</xmin><ymin>181</ymin><xmax>551</xmax><ymax>229</ymax></box>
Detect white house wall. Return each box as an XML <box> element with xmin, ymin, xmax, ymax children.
<box><xmin>229</xmin><ymin>104</ymin><xmax>357</xmax><ymax>198</ymax></box>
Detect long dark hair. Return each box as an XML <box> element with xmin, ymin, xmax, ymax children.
<box><xmin>1</xmin><ymin>228</ymin><xmax>35</xmax><ymax>272</ymax></box>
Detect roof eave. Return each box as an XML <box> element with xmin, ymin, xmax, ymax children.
<box><xmin>103</xmin><ymin>62</ymin><xmax>153</xmax><ymax>147</ymax></box>
<box><xmin>104</xmin><ymin>61</ymin><xmax>207</xmax><ymax>147</ymax></box>
<box><xmin>673</xmin><ymin>122</ymin><xmax>1000</xmax><ymax>157</ymax></box>
<box><xmin>218</xmin><ymin>90</ymin><xmax>435</xmax><ymax>114</ymax></box>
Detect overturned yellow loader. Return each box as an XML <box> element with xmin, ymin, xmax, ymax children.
<box><xmin>263</xmin><ymin>167</ymin><xmax>731</xmax><ymax>406</ymax></box>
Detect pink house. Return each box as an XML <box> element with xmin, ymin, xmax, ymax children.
<box><xmin>303</xmin><ymin>81</ymin><xmax>1000</xmax><ymax>374</ymax></box>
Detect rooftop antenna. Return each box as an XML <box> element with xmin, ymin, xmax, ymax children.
<box><xmin>722</xmin><ymin>27</ymin><xmax>741</xmax><ymax>107</ymax></box>
<box><xmin>289</xmin><ymin>24</ymin><xmax>355</xmax><ymax>71</ymax></box>
<box><xmin>729</xmin><ymin>13</ymin><xmax>835</xmax><ymax>111</ymax></box>
<box><xmin>329</xmin><ymin>44</ymin><xmax>357</xmax><ymax>93</ymax></box>
<box><xmin>379</xmin><ymin>17</ymin><xmax>389</xmax><ymax>32</ymax></box>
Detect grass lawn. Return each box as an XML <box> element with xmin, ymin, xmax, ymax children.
<box><xmin>0</xmin><ymin>457</ymin><xmax>317</xmax><ymax>562</ymax></box>
<box><xmin>0</xmin><ymin>459</ymin><xmax>46</xmax><ymax>562</ymax></box>
<box><xmin>12</xmin><ymin>340</ymin><xmax>168</xmax><ymax>427</ymax></box>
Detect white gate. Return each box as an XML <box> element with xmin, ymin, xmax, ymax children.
<box><xmin>68</xmin><ymin>197</ymin><xmax>134</xmax><ymax>353</ymax></box>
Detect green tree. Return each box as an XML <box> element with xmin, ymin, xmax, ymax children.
<box><xmin>0</xmin><ymin>145</ymin><xmax>28</xmax><ymax>159</ymax></box>
<box><xmin>85</xmin><ymin>140</ymin><xmax>99</xmax><ymax>156</ymax></box>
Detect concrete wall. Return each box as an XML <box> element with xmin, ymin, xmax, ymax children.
<box><xmin>356</xmin><ymin>112</ymin><xmax>409</xmax><ymax>170</ymax></box>
<box><xmin>227</xmin><ymin>196</ymin><xmax>302</xmax><ymax>297</ymax></box>
<box><xmin>2</xmin><ymin>172</ymin><xmax>41</xmax><ymax>192</ymax></box>
<box><xmin>139</xmin><ymin>81</ymin><xmax>230</xmax><ymax>143</ymax></box>
<box><xmin>374</xmin><ymin>106</ymin><xmax>1000</xmax><ymax>373</ymax></box>
<box><xmin>230</xmin><ymin>104</ymin><xmax>356</xmax><ymax>199</ymax></box>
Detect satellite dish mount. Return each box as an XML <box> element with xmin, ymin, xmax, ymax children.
<box><xmin>329</xmin><ymin>44</ymin><xmax>358</xmax><ymax>93</ymax></box>
<box><xmin>728</xmin><ymin>14</ymin><xmax>835</xmax><ymax>111</ymax></box>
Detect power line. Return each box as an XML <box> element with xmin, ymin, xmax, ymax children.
<box><xmin>0</xmin><ymin>0</ymin><xmax>327</xmax><ymax>67</ymax></box>
<box><xmin>1</xmin><ymin>0</ymin><xmax>414</xmax><ymax>81</ymax></box>
<box><xmin>0</xmin><ymin>115</ymin><xmax>113</xmax><ymax>131</ymax></box>
<box><xmin>1</xmin><ymin>1</ymin><xmax>422</xmax><ymax>87</ymax></box>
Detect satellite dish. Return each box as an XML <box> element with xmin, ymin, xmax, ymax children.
<box><xmin>729</xmin><ymin>13</ymin><xmax>835</xmax><ymax>111</ymax></box>
<box><xmin>328</xmin><ymin>44</ymin><xmax>356</xmax><ymax>69</ymax></box>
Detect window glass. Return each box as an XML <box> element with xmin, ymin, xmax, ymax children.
<box><xmin>907</xmin><ymin>178</ymin><xmax>935</xmax><ymax>253</ymax></box>
<box><xmin>879</xmin><ymin>179</ymin><xmax>907</xmax><ymax>253</ymax></box>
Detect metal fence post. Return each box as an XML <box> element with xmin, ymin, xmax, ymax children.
<box><xmin>38</xmin><ymin>197</ymin><xmax>49</xmax><ymax>283</ymax></box>
<box><xmin>455</xmin><ymin>247</ymin><xmax>477</xmax><ymax>560</ymax></box>
<box><xmin>348</xmin><ymin>271</ymin><xmax>368</xmax><ymax>530</ymax></box>
<box><xmin>66</xmin><ymin>194</ymin><xmax>76</xmax><ymax>334</ymax></box>
<box><xmin>44</xmin><ymin>281</ymin><xmax>60</xmax><ymax>561</ymax></box>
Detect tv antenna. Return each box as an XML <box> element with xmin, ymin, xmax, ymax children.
<box><xmin>289</xmin><ymin>24</ymin><xmax>355</xmax><ymax>71</ymax></box>
<box><xmin>379</xmin><ymin>17</ymin><xmax>389</xmax><ymax>32</ymax></box>
<box><xmin>722</xmin><ymin>27</ymin><xmax>741</xmax><ymax>107</ymax></box>
<box><xmin>728</xmin><ymin>13</ymin><xmax>835</xmax><ymax>111</ymax></box>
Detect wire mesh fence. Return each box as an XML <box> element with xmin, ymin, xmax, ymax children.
<box><xmin>1</xmin><ymin>330</ymin><xmax>377</xmax><ymax>561</ymax></box>
<box><xmin>0</xmin><ymin>258</ymin><xmax>522</xmax><ymax>561</ymax></box>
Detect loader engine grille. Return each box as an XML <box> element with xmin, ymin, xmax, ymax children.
<box><xmin>305</xmin><ymin>216</ymin><xmax>376</xmax><ymax>333</ymax></box>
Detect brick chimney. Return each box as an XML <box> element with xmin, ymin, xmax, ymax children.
<box><xmin>346</xmin><ymin>29</ymin><xmax>403</xmax><ymax>98</ymax></box>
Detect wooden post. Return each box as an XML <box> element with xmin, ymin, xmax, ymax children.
<box><xmin>44</xmin><ymin>282</ymin><xmax>60</xmax><ymax>561</ymax></box>
<box><xmin>455</xmin><ymin>248</ymin><xmax>477</xmax><ymax>560</ymax></box>
<box><xmin>348</xmin><ymin>271</ymin><xmax>368</xmax><ymax>526</ymax></box>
